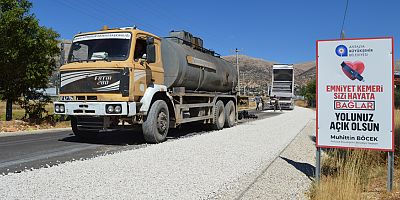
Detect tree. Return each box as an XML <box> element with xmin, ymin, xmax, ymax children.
<box><xmin>0</xmin><ymin>0</ymin><xmax>59</xmax><ymax>120</ymax></box>
<box><xmin>301</xmin><ymin>79</ymin><xmax>316</xmax><ymax>107</ymax></box>
<box><xmin>395</xmin><ymin>86</ymin><xmax>400</xmax><ymax>108</ymax></box>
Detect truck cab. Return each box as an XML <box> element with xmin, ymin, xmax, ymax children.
<box><xmin>54</xmin><ymin>27</ymin><xmax>169</xmax><ymax>140</ymax></box>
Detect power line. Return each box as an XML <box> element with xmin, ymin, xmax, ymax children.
<box><xmin>135</xmin><ymin>0</ymin><xmax>226</xmax><ymax>50</ymax></box>
<box><xmin>55</xmin><ymin>0</ymin><xmax>106</xmax><ymax>25</ymax></box>
<box><xmin>55</xmin><ymin>0</ymin><xmax>164</xmax><ymax>35</ymax></box>
<box><xmin>340</xmin><ymin>0</ymin><xmax>349</xmax><ymax>39</ymax></box>
<box><xmin>77</xmin><ymin>1</ymin><xmax>126</xmax><ymax>23</ymax></box>
<box><xmin>94</xmin><ymin>0</ymin><xmax>165</xmax><ymax>34</ymax></box>
<box><xmin>55</xmin><ymin>0</ymin><xmax>226</xmax><ymax>54</ymax></box>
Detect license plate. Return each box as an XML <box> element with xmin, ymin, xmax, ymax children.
<box><xmin>60</xmin><ymin>96</ymin><xmax>74</xmax><ymax>101</ymax></box>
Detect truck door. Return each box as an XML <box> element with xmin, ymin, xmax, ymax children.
<box><xmin>132</xmin><ymin>35</ymin><xmax>164</xmax><ymax>97</ymax></box>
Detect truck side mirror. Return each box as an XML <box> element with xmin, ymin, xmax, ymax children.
<box><xmin>146</xmin><ymin>44</ymin><xmax>156</xmax><ymax>63</ymax></box>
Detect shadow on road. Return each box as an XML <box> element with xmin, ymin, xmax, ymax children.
<box><xmin>59</xmin><ymin>122</ymin><xmax>213</xmax><ymax>146</ymax></box>
<box><xmin>309</xmin><ymin>135</ymin><xmax>316</xmax><ymax>144</ymax></box>
<box><xmin>280</xmin><ymin>156</ymin><xmax>315</xmax><ymax>180</ymax></box>
<box><xmin>59</xmin><ymin>130</ymin><xmax>145</xmax><ymax>146</ymax></box>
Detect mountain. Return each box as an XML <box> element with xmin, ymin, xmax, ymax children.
<box><xmin>295</xmin><ymin>61</ymin><xmax>316</xmax><ymax>85</ymax></box>
<box><xmin>223</xmin><ymin>55</ymin><xmax>274</xmax><ymax>90</ymax></box>
<box><xmin>222</xmin><ymin>55</ymin><xmax>315</xmax><ymax>92</ymax></box>
<box><xmin>294</xmin><ymin>61</ymin><xmax>315</xmax><ymax>85</ymax></box>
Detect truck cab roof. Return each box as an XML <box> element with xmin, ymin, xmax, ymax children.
<box><xmin>272</xmin><ymin>64</ymin><xmax>294</xmax><ymax>69</ymax></box>
<box><xmin>74</xmin><ymin>27</ymin><xmax>160</xmax><ymax>40</ymax></box>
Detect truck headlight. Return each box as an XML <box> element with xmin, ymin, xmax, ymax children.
<box><xmin>107</xmin><ymin>105</ymin><xmax>114</xmax><ymax>113</ymax></box>
<box><xmin>54</xmin><ymin>104</ymin><xmax>65</xmax><ymax>113</ymax></box>
<box><xmin>106</xmin><ymin>104</ymin><xmax>122</xmax><ymax>114</ymax></box>
<box><xmin>59</xmin><ymin>105</ymin><xmax>65</xmax><ymax>112</ymax></box>
<box><xmin>114</xmin><ymin>105</ymin><xmax>122</xmax><ymax>113</ymax></box>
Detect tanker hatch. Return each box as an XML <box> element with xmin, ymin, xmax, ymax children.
<box><xmin>167</xmin><ymin>30</ymin><xmax>218</xmax><ymax>57</ymax></box>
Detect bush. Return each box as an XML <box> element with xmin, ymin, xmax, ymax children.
<box><xmin>18</xmin><ymin>90</ymin><xmax>51</xmax><ymax>123</ymax></box>
<box><xmin>395</xmin><ymin>86</ymin><xmax>400</xmax><ymax>108</ymax></box>
<box><xmin>301</xmin><ymin>79</ymin><xmax>316</xmax><ymax>107</ymax></box>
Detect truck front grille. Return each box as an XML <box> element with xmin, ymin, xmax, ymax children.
<box><xmin>76</xmin><ymin>117</ymin><xmax>104</xmax><ymax>131</ymax></box>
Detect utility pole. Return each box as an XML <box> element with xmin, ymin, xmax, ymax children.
<box><xmin>242</xmin><ymin>72</ymin><xmax>245</xmax><ymax>96</ymax></box>
<box><xmin>57</xmin><ymin>42</ymin><xmax>65</xmax><ymax>95</ymax></box>
<box><xmin>235</xmin><ymin>48</ymin><xmax>240</xmax><ymax>95</ymax></box>
<box><xmin>60</xmin><ymin>42</ymin><xmax>65</xmax><ymax>66</ymax></box>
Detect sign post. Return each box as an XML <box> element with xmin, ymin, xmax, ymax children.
<box><xmin>388</xmin><ymin>151</ymin><xmax>394</xmax><ymax>191</ymax></box>
<box><xmin>316</xmin><ymin>37</ymin><xmax>394</xmax><ymax>190</ymax></box>
<box><xmin>315</xmin><ymin>147</ymin><xmax>321</xmax><ymax>183</ymax></box>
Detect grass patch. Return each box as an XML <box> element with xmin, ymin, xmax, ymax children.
<box><xmin>0</xmin><ymin>102</ymin><xmax>25</xmax><ymax>121</ymax></box>
<box><xmin>309</xmin><ymin>150</ymin><xmax>383</xmax><ymax>200</ymax></box>
<box><xmin>0</xmin><ymin>101</ymin><xmax>55</xmax><ymax>121</ymax></box>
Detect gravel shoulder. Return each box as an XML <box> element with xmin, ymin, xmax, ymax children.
<box><xmin>0</xmin><ymin>107</ymin><xmax>315</xmax><ymax>200</ymax></box>
<box><xmin>237</xmin><ymin>119</ymin><xmax>316</xmax><ymax>200</ymax></box>
<box><xmin>207</xmin><ymin>116</ymin><xmax>316</xmax><ymax>200</ymax></box>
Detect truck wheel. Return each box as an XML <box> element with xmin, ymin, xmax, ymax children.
<box><xmin>143</xmin><ymin>100</ymin><xmax>169</xmax><ymax>143</ymax></box>
<box><xmin>224</xmin><ymin>101</ymin><xmax>236</xmax><ymax>128</ymax></box>
<box><xmin>71</xmin><ymin>117</ymin><xmax>98</xmax><ymax>139</ymax></box>
<box><xmin>212</xmin><ymin>100</ymin><xmax>225</xmax><ymax>130</ymax></box>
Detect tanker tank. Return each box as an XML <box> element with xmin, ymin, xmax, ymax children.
<box><xmin>161</xmin><ymin>38</ymin><xmax>238</xmax><ymax>93</ymax></box>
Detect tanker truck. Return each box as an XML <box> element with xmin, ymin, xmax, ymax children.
<box><xmin>54</xmin><ymin>26</ymin><xmax>238</xmax><ymax>143</ymax></box>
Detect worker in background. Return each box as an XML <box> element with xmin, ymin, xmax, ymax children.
<box><xmin>255</xmin><ymin>95</ymin><xmax>261</xmax><ymax>111</ymax></box>
<box><xmin>260</xmin><ymin>96</ymin><xmax>264</xmax><ymax>111</ymax></box>
<box><xmin>272</xmin><ymin>95</ymin><xmax>282</xmax><ymax>112</ymax></box>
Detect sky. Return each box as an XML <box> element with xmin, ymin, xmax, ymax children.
<box><xmin>31</xmin><ymin>0</ymin><xmax>400</xmax><ymax>63</ymax></box>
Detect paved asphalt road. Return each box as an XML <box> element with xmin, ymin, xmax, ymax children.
<box><xmin>0</xmin><ymin>110</ymin><xmax>282</xmax><ymax>175</ymax></box>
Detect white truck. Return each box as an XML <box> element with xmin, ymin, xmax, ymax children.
<box><xmin>268</xmin><ymin>64</ymin><xmax>294</xmax><ymax>110</ymax></box>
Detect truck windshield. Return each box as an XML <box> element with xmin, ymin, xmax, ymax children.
<box><xmin>68</xmin><ymin>33</ymin><xmax>131</xmax><ymax>63</ymax></box>
<box><xmin>273</xmin><ymin>69</ymin><xmax>293</xmax><ymax>81</ymax></box>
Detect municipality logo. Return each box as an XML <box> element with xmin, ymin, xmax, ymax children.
<box><xmin>335</xmin><ymin>45</ymin><xmax>348</xmax><ymax>57</ymax></box>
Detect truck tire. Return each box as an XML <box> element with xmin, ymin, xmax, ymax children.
<box><xmin>224</xmin><ymin>100</ymin><xmax>236</xmax><ymax>128</ymax></box>
<box><xmin>143</xmin><ymin>100</ymin><xmax>170</xmax><ymax>143</ymax></box>
<box><xmin>212</xmin><ymin>100</ymin><xmax>225</xmax><ymax>130</ymax></box>
<box><xmin>71</xmin><ymin>117</ymin><xmax>98</xmax><ymax>139</ymax></box>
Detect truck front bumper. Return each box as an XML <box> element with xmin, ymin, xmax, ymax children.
<box><xmin>53</xmin><ymin>101</ymin><xmax>137</xmax><ymax>116</ymax></box>
<box><xmin>279</xmin><ymin>101</ymin><xmax>294</xmax><ymax>109</ymax></box>
<box><xmin>267</xmin><ymin>100</ymin><xmax>294</xmax><ymax>109</ymax></box>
